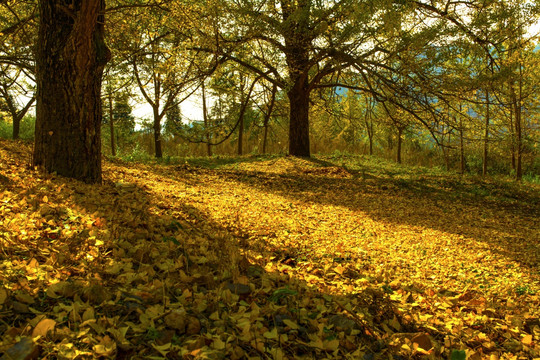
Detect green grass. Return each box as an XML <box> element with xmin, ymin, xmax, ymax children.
<box><xmin>111</xmin><ymin>149</ymin><xmax>539</xmax><ymax>206</ymax></box>
<box><xmin>0</xmin><ymin>116</ymin><xmax>35</xmax><ymax>140</ymax></box>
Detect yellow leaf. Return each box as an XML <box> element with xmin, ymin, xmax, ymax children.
<box><xmin>15</xmin><ymin>292</ymin><xmax>34</xmax><ymax>304</ymax></box>
<box><xmin>209</xmin><ymin>311</ymin><xmax>220</xmax><ymax>321</ymax></box>
<box><xmin>264</xmin><ymin>327</ymin><xmax>278</xmax><ymax>339</ymax></box>
<box><xmin>389</xmin><ymin>316</ymin><xmax>402</xmax><ymax>331</ymax></box>
<box><xmin>334</xmin><ymin>264</ymin><xmax>345</xmax><ymax>275</ymax></box>
<box><xmin>32</xmin><ymin>318</ymin><xmax>56</xmax><ymax>338</ymax></box>
<box><xmin>0</xmin><ymin>287</ymin><xmax>7</xmax><ymax>305</ymax></box>
<box><xmin>82</xmin><ymin>307</ymin><xmax>95</xmax><ymax>321</ymax></box>
<box><xmin>282</xmin><ymin>319</ymin><xmax>299</xmax><ymax>330</ymax></box>
<box><xmin>324</xmin><ymin>339</ymin><xmax>340</xmax><ymax>351</ymax></box>
<box><xmin>212</xmin><ymin>338</ymin><xmax>226</xmax><ymax>350</ymax></box>
<box><xmin>522</xmin><ymin>334</ymin><xmax>533</xmax><ymax>346</ymax></box>
<box><xmin>152</xmin><ymin>343</ymin><xmax>171</xmax><ymax>356</ymax></box>
<box><xmin>309</xmin><ymin>337</ymin><xmax>324</xmax><ymax>349</ymax></box>
<box><xmin>270</xmin><ymin>347</ymin><xmax>284</xmax><ymax>360</ymax></box>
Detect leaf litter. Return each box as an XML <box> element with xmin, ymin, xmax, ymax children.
<box><xmin>0</xmin><ymin>140</ymin><xmax>539</xmax><ymax>359</ymax></box>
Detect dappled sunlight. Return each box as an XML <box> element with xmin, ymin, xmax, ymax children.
<box><xmin>138</xmin><ymin>153</ymin><xmax>539</xmax><ymax>358</ymax></box>
<box><xmin>1</xmin><ymin>140</ymin><xmax>539</xmax><ymax>359</ymax></box>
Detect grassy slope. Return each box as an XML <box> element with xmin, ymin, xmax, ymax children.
<box><xmin>0</xmin><ymin>139</ymin><xmax>539</xmax><ymax>359</ymax></box>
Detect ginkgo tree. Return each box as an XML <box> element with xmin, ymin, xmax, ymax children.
<box><xmin>188</xmin><ymin>0</ymin><xmax>406</xmax><ymax>157</ymax></box>
<box><xmin>190</xmin><ymin>0</ymin><xmax>512</xmax><ymax>158</ymax></box>
<box><xmin>32</xmin><ymin>0</ymin><xmax>110</xmax><ymax>183</ymax></box>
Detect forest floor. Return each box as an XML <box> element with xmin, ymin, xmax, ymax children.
<box><xmin>0</xmin><ymin>139</ymin><xmax>539</xmax><ymax>360</ymax></box>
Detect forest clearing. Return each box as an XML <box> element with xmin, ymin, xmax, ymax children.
<box><xmin>1</xmin><ymin>0</ymin><xmax>540</xmax><ymax>358</ymax></box>
<box><xmin>0</xmin><ymin>139</ymin><xmax>538</xmax><ymax>359</ymax></box>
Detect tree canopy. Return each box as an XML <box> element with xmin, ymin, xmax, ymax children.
<box><xmin>0</xmin><ymin>0</ymin><xmax>538</xmax><ymax>180</ymax></box>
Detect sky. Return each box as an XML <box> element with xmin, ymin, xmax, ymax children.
<box><xmin>132</xmin><ymin>90</ymin><xmax>206</xmax><ymax>125</ymax></box>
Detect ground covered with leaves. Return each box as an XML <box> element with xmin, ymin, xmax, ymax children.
<box><xmin>0</xmin><ymin>139</ymin><xmax>539</xmax><ymax>360</ymax></box>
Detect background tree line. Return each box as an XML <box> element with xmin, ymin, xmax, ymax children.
<box><xmin>0</xmin><ymin>0</ymin><xmax>538</xmax><ymax>182</ymax></box>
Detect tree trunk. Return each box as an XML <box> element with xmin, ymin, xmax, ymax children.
<box><xmin>237</xmin><ymin>105</ymin><xmax>244</xmax><ymax>156</ymax></box>
<box><xmin>108</xmin><ymin>87</ymin><xmax>116</xmax><ymax>156</ymax></box>
<box><xmin>202</xmin><ymin>81</ymin><xmax>212</xmax><ymax>156</ymax></box>
<box><xmin>514</xmin><ymin>102</ymin><xmax>522</xmax><ymax>181</ymax></box>
<box><xmin>440</xmin><ymin>123</ymin><xmax>451</xmax><ymax>171</ymax></box>
<box><xmin>287</xmin><ymin>77</ymin><xmax>310</xmax><ymax>157</ymax></box>
<box><xmin>368</xmin><ymin>128</ymin><xmax>373</xmax><ymax>155</ymax></box>
<box><xmin>234</xmin><ymin>77</ymin><xmax>259</xmax><ymax>156</ymax></box>
<box><xmin>459</xmin><ymin>109</ymin><xmax>465</xmax><ymax>174</ymax></box>
<box><xmin>482</xmin><ymin>89</ymin><xmax>490</xmax><ymax>177</ymax></box>
<box><xmin>13</xmin><ymin>115</ymin><xmax>20</xmax><ymax>140</ymax></box>
<box><xmin>12</xmin><ymin>98</ymin><xmax>34</xmax><ymax>139</ymax></box>
<box><xmin>262</xmin><ymin>124</ymin><xmax>269</xmax><ymax>155</ymax></box>
<box><xmin>364</xmin><ymin>96</ymin><xmax>374</xmax><ymax>156</ymax></box>
<box><xmin>282</xmin><ymin>0</ymin><xmax>311</xmax><ymax>157</ymax></box>
<box><xmin>396</xmin><ymin>126</ymin><xmax>403</xmax><ymax>164</ymax></box>
<box><xmin>153</xmin><ymin>107</ymin><xmax>163</xmax><ymax>158</ymax></box>
<box><xmin>202</xmin><ymin>91</ymin><xmax>212</xmax><ymax>156</ymax></box>
<box><xmin>511</xmin><ymin>69</ymin><xmax>523</xmax><ymax>181</ymax></box>
<box><xmin>508</xmin><ymin>96</ymin><xmax>516</xmax><ymax>170</ymax></box>
<box><xmin>33</xmin><ymin>0</ymin><xmax>110</xmax><ymax>183</ymax></box>
<box><xmin>262</xmin><ymin>84</ymin><xmax>277</xmax><ymax>155</ymax></box>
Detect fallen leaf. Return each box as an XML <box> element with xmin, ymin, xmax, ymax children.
<box><xmin>522</xmin><ymin>334</ymin><xmax>533</xmax><ymax>346</ymax></box>
<box><xmin>0</xmin><ymin>287</ymin><xmax>7</xmax><ymax>305</ymax></box>
<box><xmin>32</xmin><ymin>318</ymin><xmax>56</xmax><ymax>338</ymax></box>
<box><xmin>264</xmin><ymin>327</ymin><xmax>278</xmax><ymax>339</ymax></box>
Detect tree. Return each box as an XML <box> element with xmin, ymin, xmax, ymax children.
<box><xmin>33</xmin><ymin>1</ymin><xmax>110</xmax><ymax>183</ymax></box>
<box><xmin>126</xmin><ymin>6</ymin><xmax>199</xmax><ymax>158</ymax></box>
<box><xmin>102</xmin><ymin>55</ymin><xmax>133</xmax><ymax>156</ymax></box>
<box><xmin>0</xmin><ymin>66</ymin><xmax>35</xmax><ymax>139</ymax></box>
<box><xmin>196</xmin><ymin>0</ymin><xmax>506</xmax><ymax>157</ymax></box>
<box><xmin>0</xmin><ymin>0</ymin><xmax>37</xmax><ymax>139</ymax></box>
<box><xmin>259</xmin><ymin>82</ymin><xmax>278</xmax><ymax>155</ymax></box>
<box><xmin>192</xmin><ymin>0</ymin><xmax>399</xmax><ymax>157</ymax></box>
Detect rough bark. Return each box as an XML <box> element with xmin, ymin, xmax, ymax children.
<box><xmin>283</xmin><ymin>0</ymin><xmax>311</xmax><ymax>157</ymax></box>
<box><xmin>13</xmin><ymin>116</ymin><xmax>20</xmax><ymax>139</ymax></box>
<box><xmin>33</xmin><ymin>0</ymin><xmax>110</xmax><ymax>183</ymax></box>
<box><xmin>287</xmin><ymin>77</ymin><xmax>310</xmax><ymax>157</ymax></box>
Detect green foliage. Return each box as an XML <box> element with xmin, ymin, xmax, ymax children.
<box><xmin>164</xmin><ymin>101</ymin><xmax>182</xmax><ymax>137</ymax></box>
<box><xmin>269</xmin><ymin>287</ymin><xmax>298</xmax><ymax>303</ymax></box>
<box><xmin>112</xmin><ymin>94</ymin><xmax>136</xmax><ymax>133</ymax></box>
<box><xmin>145</xmin><ymin>327</ymin><xmax>160</xmax><ymax>341</ymax></box>
<box><xmin>515</xmin><ymin>285</ymin><xmax>535</xmax><ymax>296</ymax></box>
<box><xmin>524</xmin><ymin>173</ymin><xmax>540</xmax><ymax>184</ymax></box>
<box><xmin>450</xmin><ymin>349</ymin><xmax>466</xmax><ymax>360</ymax></box>
<box><xmin>0</xmin><ymin>115</ymin><xmax>35</xmax><ymax>140</ymax></box>
<box><xmin>120</xmin><ymin>143</ymin><xmax>153</xmax><ymax>162</ymax></box>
